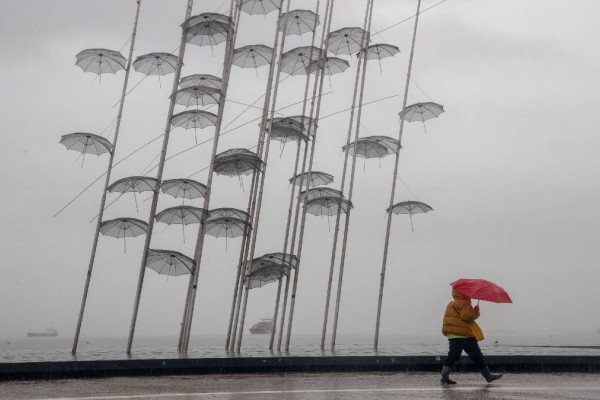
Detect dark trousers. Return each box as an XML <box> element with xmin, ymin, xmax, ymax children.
<box><xmin>443</xmin><ymin>338</ymin><xmax>487</xmax><ymax>370</ymax></box>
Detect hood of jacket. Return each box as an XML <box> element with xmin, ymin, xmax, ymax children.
<box><xmin>452</xmin><ymin>290</ymin><xmax>471</xmax><ymax>302</ymax></box>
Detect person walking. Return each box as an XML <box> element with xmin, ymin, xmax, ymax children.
<box><xmin>440</xmin><ymin>290</ymin><xmax>503</xmax><ymax>384</ymax></box>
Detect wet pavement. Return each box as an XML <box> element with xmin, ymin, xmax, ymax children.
<box><xmin>1</xmin><ymin>372</ymin><xmax>600</xmax><ymax>399</ymax></box>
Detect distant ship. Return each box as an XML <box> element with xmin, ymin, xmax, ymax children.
<box><xmin>249</xmin><ymin>319</ymin><xmax>273</xmax><ymax>335</ymax></box>
<box><xmin>27</xmin><ymin>327</ymin><xmax>58</xmax><ymax>337</ymax></box>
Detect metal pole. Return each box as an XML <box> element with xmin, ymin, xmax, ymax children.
<box><xmin>228</xmin><ymin>178</ymin><xmax>258</xmax><ymax>350</ymax></box>
<box><xmin>331</xmin><ymin>0</ymin><xmax>375</xmax><ymax>350</ymax></box>
<box><xmin>276</xmin><ymin>0</ymin><xmax>331</xmax><ymax>352</ymax></box>
<box><xmin>374</xmin><ymin>0</ymin><xmax>422</xmax><ymax>352</ymax></box>
<box><xmin>269</xmin><ymin>0</ymin><xmax>320</xmax><ymax>351</ymax></box>
<box><xmin>228</xmin><ymin>2</ymin><xmax>287</xmax><ymax>353</ymax></box>
<box><xmin>284</xmin><ymin>0</ymin><xmax>336</xmax><ymax>352</ymax></box>
<box><xmin>180</xmin><ymin>1</ymin><xmax>240</xmax><ymax>353</ymax></box>
<box><xmin>224</xmin><ymin>173</ymin><xmax>256</xmax><ymax>350</ymax></box>
<box><xmin>320</xmin><ymin>0</ymin><xmax>371</xmax><ymax>351</ymax></box>
<box><xmin>177</xmin><ymin>0</ymin><xmax>239</xmax><ymax>351</ymax></box>
<box><xmin>178</xmin><ymin>1</ymin><xmax>242</xmax><ymax>354</ymax></box>
<box><xmin>276</xmin><ymin>111</ymin><xmax>316</xmax><ymax>351</ymax></box>
<box><xmin>126</xmin><ymin>0</ymin><xmax>194</xmax><ymax>354</ymax></box>
<box><xmin>72</xmin><ymin>0</ymin><xmax>143</xmax><ymax>355</ymax></box>
<box><xmin>235</xmin><ymin>0</ymin><xmax>293</xmax><ymax>353</ymax></box>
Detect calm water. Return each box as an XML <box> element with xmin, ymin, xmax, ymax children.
<box><xmin>2</xmin><ymin>333</ymin><xmax>600</xmax><ymax>363</ymax></box>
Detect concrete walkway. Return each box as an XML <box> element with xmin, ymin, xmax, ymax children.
<box><xmin>2</xmin><ymin>372</ymin><xmax>600</xmax><ymax>400</ymax></box>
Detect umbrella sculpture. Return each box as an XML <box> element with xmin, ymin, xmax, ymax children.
<box><xmin>99</xmin><ymin>217</ymin><xmax>148</xmax><ymax>253</ymax></box>
<box><xmin>171</xmin><ymin>109</ymin><xmax>217</xmax><ymax>143</ymax></box>
<box><xmin>342</xmin><ymin>138</ymin><xmax>391</xmax><ymax>159</ymax></box>
<box><xmin>327</xmin><ymin>27</ymin><xmax>369</xmax><ymax>56</ymax></box>
<box><xmin>182</xmin><ymin>13</ymin><xmax>231</xmax><ymax>28</ymax></box>
<box><xmin>364</xmin><ymin>43</ymin><xmax>400</xmax><ymax>72</ymax></box>
<box><xmin>232</xmin><ymin>45</ymin><xmax>273</xmax><ymax>69</ymax></box>
<box><xmin>279</xmin><ymin>9</ymin><xmax>319</xmax><ymax>36</ymax></box>
<box><xmin>246</xmin><ymin>260</ymin><xmax>292</xmax><ymax>289</ymax></box>
<box><xmin>399</xmin><ymin>102</ymin><xmax>445</xmax><ymax>134</ymax></box>
<box><xmin>289</xmin><ymin>171</ymin><xmax>334</xmax><ymax>187</ymax></box>
<box><xmin>388</xmin><ymin>200</ymin><xmax>433</xmax><ymax>232</ymax></box>
<box><xmin>209</xmin><ymin>207</ymin><xmax>250</xmax><ymax>221</ymax></box>
<box><xmin>208</xmin><ymin>209</ymin><xmax>251</xmax><ymax>249</ymax></box>
<box><xmin>365</xmin><ymin>44</ymin><xmax>400</xmax><ymax>60</ymax></box>
<box><xmin>308</xmin><ymin>56</ymin><xmax>351</xmax><ymax>76</ymax></box>
<box><xmin>305</xmin><ymin>196</ymin><xmax>353</xmax><ymax>217</ymax></box>
<box><xmin>450</xmin><ymin>279</ymin><xmax>512</xmax><ymax>304</ymax></box>
<box><xmin>280</xmin><ymin>46</ymin><xmax>322</xmax><ymax>76</ymax></box>
<box><xmin>107</xmin><ymin>176</ymin><xmax>158</xmax><ymax>212</ymax></box>
<box><xmin>363</xmin><ymin>135</ymin><xmax>402</xmax><ymax>153</ymax></box>
<box><xmin>75</xmin><ymin>48</ymin><xmax>126</xmax><ymax>80</ymax></box>
<box><xmin>60</xmin><ymin>133</ymin><xmax>113</xmax><ymax>165</ymax></box>
<box><xmin>342</xmin><ymin>136</ymin><xmax>400</xmax><ymax>170</ymax></box>
<box><xmin>205</xmin><ymin>216</ymin><xmax>252</xmax><ymax>251</ymax></box>
<box><xmin>171</xmin><ymin>86</ymin><xmax>222</xmax><ymax>108</ymax></box>
<box><xmin>266</xmin><ymin>118</ymin><xmax>309</xmax><ymax>144</ymax></box>
<box><xmin>179</xmin><ymin>74</ymin><xmax>222</xmax><ymax>89</ymax></box>
<box><xmin>239</xmin><ymin>0</ymin><xmax>281</xmax><ymax>15</ymax></box>
<box><xmin>182</xmin><ymin>14</ymin><xmax>230</xmax><ymax>48</ymax></box>
<box><xmin>287</xmin><ymin>115</ymin><xmax>318</xmax><ymax>135</ymax></box>
<box><xmin>171</xmin><ymin>109</ymin><xmax>217</xmax><ymax>129</ymax></box>
<box><xmin>160</xmin><ymin>178</ymin><xmax>207</xmax><ymax>201</ymax></box>
<box><xmin>236</xmin><ymin>250</ymin><xmax>298</xmax><ymax>344</ymax></box>
<box><xmin>256</xmin><ymin>252</ymin><xmax>299</xmax><ymax>269</ymax></box>
<box><xmin>205</xmin><ymin>217</ymin><xmax>252</xmax><ymax>238</ymax></box>
<box><xmin>300</xmin><ymin>187</ymin><xmax>343</xmax><ymax>201</ymax></box>
<box><xmin>146</xmin><ymin>249</ymin><xmax>195</xmax><ymax>277</ymax></box>
<box><xmin>132</xmin><ymin>52</ymin><xmax>179</xmax><ymax>87</ymax></box>
<box><xmin>155</xmin><ymin>206</ymin><xmax>210</xmax><ymax>242</ymax></box>
<box><xmin>214</xmin><ymin>149</ymin><xmax>265</xmax><ymax>178</ymax></box>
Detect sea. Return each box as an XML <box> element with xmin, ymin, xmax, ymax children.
<box><xmin>2</xmin><ymin>333</ymin><xmax>600</xmax><ymax>363</ymax></box>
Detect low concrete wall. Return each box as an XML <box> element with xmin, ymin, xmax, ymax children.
<box><xmin>1</xmin><ymin>356</ymin><xmax>600</xmax><ymax>381</ymax></box>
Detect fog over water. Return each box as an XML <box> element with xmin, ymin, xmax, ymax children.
<box><xmin>0</xmin><ymin>0</ymin><xmax>599</xmax><ymax>352</ymax></box>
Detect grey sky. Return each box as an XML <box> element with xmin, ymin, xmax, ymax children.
<box><xmin>1</xmin><ymin>0</ymin><xmax>599</xmax><ymax>349</ymax></box>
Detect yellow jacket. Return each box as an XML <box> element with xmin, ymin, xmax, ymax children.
<box><xmin>441</xmin><ymin>290</ymin><xmax>483</xmax><ymax>339</ymax></box>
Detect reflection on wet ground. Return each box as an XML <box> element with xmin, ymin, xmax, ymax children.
<box><xmin>2</xmin><ymin>372</ymin><xmax>600</xmax><ymax>400</ymax></box>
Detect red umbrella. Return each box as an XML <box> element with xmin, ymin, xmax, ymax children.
<box><xmin>450</xmin><ymin>279</ymin><xmax>512</xmax><ymax>303</ymax></box>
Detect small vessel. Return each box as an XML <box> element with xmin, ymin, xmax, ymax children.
<box><xmin>27</xmin><ymin>327</ymin><xmax>58</xmax><ymax>337</ymax></box>
<box><xmin>249</xmin><ymin>318</ymin><xmax>273</xmax><ymax>335</ymax></box>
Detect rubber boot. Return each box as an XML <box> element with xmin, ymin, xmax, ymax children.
<box><xmin>480</xmin><ymin>368</ymin><xmax>503</xmax><ymax>383</ymax></box>
<box><xmin>440</xmin><ymin>366</ymin><xmax>457</xmax><ymax>384</ymax></box>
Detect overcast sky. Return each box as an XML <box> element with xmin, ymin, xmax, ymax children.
<box><xmin>1</xmin><ymin>0</ymin><xmax>600</xmax><ymax>351</ymax></box>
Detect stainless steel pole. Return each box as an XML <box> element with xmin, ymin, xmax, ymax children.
<box><xmin>235</xmin><ymin>0</ymin><xmax>293</xmax><ymax>353</ymax></box>
<box><xmin>276</xmin><ymin>0</ymin><xmax>333</xmax><ymax>352</ymax></box>
<box><xmin>320</xmin><ymin>0</ymin><xmax>371</xmax><ymax>351</ymax></box>
<box><xmin>269</xmin><ymin>0</ymin><xmax>321</xmax><ymax>351</ymax></box>
<box><xmin>126</xmin><ymin>0</ymin><xmax>194</xmax><ymax>354</ymax></box>
<box><xmin>374</xmin><ymin>0</ymin><xmax>422</xmax><ymax>352</ymax></box>
<box><xmin>330</xmin><ymin>0</ymin><xmax>375</xmax><ymax>350</ymax></box>
<box><xmin>284</xmin><ymin>0</ymin><xmax>336</xmax><ymax>352</ymax></box>
<box><xmin>228</xmin><ymin>2</ymin><xmax>287</xmax><ymax>353</ymax></box>
<box><xmin>179</xmin><ymin>1</ymin><xmax>242</xmax><ymax>354</ymax></box>
<box><xmin>72</xmin><ymin>0</ymin><xmax>143</xmax><ymax>355</ymax></box>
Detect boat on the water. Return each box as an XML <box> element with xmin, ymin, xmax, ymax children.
<box><xmin>249</xmin><ymin>319</ymin><xmax>273</xmax><ymax>335</ymax></box>
<box><xmin>27</xmin><ymin>327</ymin><xmax>58</xmax><ymax>337</ymax></box>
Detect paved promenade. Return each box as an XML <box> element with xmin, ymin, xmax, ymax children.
<box><xmin>2</xmin><ymin>372</ymin><xmax>600</xmax><ymax>400</ymax></box>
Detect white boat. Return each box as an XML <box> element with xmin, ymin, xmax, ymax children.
<box><xmin>249</xmin><ymin>319</ymin><xmax>273</xmax><ymax>335</ymax></box>
<box><xmin>27</xmin><ymin>327</ymin><xmax>58</xmax><ymax>337</ymax></box>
